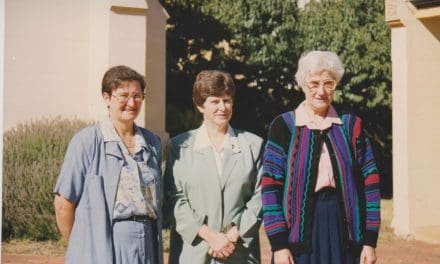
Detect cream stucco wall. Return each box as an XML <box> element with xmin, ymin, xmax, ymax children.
<box><xmin>391</xmin><ymin>25</ymin><xmax>411</xmax><ymax>237</ymax></box>
<box><xmin>4</xmin><ymin>0</ymin><xmax>168</xmax><ymax>144</ymax></box>
<box><xmin>145</xmin><ymin>0</ymin><xmax>167</xmax><ymax>140</ymax></box>
<box><xmin>406</xmin><ymin>17</ymin><xmax>440</xmax><ymax>242</ymax></box>
<box><xmin>387</xmin><ymin>0</ymin><xmax>440</xmax><ymax>243</ymax></box>
<box><xmin>109</xmin><ymin>1</ymin><xmax>148</xmax><ymax>127</ymax></box>
<box><xmin>4</xmin><ymin>0</ymin><xmax>90</xmax><ymax>128</ymax></box>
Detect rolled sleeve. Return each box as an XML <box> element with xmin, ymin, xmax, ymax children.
<box><xmin>53</xmin><ymin>128</ymin><xmax>94</xmax><ymax>203</ymax></box>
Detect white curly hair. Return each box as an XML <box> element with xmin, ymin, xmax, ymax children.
<box><xmin>294</xmin><ymin>50</ymin><xmax>345</xmax><ymax>91</ymax></box>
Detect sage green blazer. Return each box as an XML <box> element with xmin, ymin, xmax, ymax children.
<box><xmin>165</xmin><ymin>127</ymin><xmax>264</xmax><ymax>264</ymax></box>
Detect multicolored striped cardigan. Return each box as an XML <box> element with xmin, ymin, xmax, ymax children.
<box><xmin>261</xmin><ymin>110</ymin><xmax>380</xmax><ymax>254</ymax></box>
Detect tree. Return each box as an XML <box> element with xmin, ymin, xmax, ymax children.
<box><xmin>162</xmin><ymin>0</ymin><xmax>300</xmax><ymax>135</ymax></box>
<box><xmin>161</xmin><ymin>0</ymin><xmax>392</xmax><ymax>196</ymax></box>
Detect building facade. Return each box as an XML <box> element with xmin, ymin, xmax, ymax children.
<box><xmin>385</xmin><ymin>0</ymin><xmax>440</xmax><ymax>244</ymax></box>
<box><xmin>3</xmin><ymin>0</ymin><xmax>168</xmax><ymax>142</ymax></box>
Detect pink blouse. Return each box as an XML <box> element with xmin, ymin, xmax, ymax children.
<box><xmin>295</xmin><ymin>102</ymin><xmax>343</xmax><ymax>192</ymax></box>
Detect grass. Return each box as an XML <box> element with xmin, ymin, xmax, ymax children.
<box><xmin>1</xmin><ymin>239</ymin><xmax>67</xmax><ymax>256</ymax></box>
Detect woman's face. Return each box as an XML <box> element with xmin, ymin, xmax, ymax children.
<box><xmin>303</xmin><ymin>71</ymin><xmax>336</xmax><ymax>115</ymax></box>
<box><xmin>197</xmin><ymin>93</ymin><xmax>233</xmax><ymax>129</ymax></box>
<box><xmin>103</xmin><ymin>80</ymin><xmax>144</xmax><ymax>124</ymax></box>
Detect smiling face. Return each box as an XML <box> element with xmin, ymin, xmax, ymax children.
<box><xmin>196</xmin><ymin>93</ymin><xmax>233</xmax><ymax>129</ymax></box>
<box><xmin>103</xmin><ymin>80</ymin><xmax>143</xmax><ymax>125</ymax></box>
<box><xmin>303</xmin><ymin>71</ymin><xmax>336</xmax><ymax>115</ymax></box>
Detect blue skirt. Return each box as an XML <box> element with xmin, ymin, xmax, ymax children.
<box><xmin>295</xmin><ymin>188</ymin><xmax>359</xmax><ymax>264</ymax></box>
<box><xmin>113</xmin><ymin>219</ymin><xmax>158</xmax><ymax>264</ymax></box>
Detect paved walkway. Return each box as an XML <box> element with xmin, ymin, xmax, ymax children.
<box><xmin>3</xmin><ymin>235</ymin><xmax>440</xmax><ymax>264</ymax></box>
<box><xmin>377</xmin><ymin>239</ymin><xmax>440</xmax><ymax>263</ymax></box>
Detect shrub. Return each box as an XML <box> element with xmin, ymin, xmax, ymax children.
<box><xmin>2</xmin><ymin>118</ymin><xmax>89</xmax><ymax>241</ymax></box>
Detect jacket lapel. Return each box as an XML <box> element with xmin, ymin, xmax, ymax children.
<box><xmin>194</xmin><ymin>145</ymin><xmax>223</xmax><ymax>193</ymax></box>
<box><xmin>220</xmin><ymin>133</ymin><xmax>241</xmax><ymax>190</ymax></box>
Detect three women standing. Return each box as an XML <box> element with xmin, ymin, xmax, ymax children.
<box><xmin>54</xmin><ymin>51</ymin><xmax>381</xmax><ymax>264</ymax></box>
<box><xmin>261</xmin><ymin>51</ymin><xmax>380</xmax><ymax>264</ymax></box>
<box><xmin>165</xmin><ymin>70</ymin><xmax>264</xmax><ymax>263</ymax></box>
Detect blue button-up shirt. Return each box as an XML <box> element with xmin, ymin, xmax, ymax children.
<box><xmin>98</xmin><ymin>118</ymin><xmax>158</xmax><ymax>220</ymax></box>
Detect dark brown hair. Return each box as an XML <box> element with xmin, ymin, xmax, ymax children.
<box><xmin>101</xmin><ymin>65</ymin><xmax>146</xmax><ymax>95</ymax></box>
<box><xmin>192</xmin><ymin>70</ymin><xmax>236</xmax><ymax>107</ymax></box>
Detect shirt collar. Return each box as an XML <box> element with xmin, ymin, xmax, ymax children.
<box><xmin>193</xmin><ymin>123</ymin><xmax>240</xmax><ymax>153</ymax></box>
<box><xmin>99</xmin><ymin>117</ymin><xmax>148</xmax><ymax>151</ymax></box>
<box><xmin>295</xmin><ymin>101</ymin><xmax>342</xmax><ymax>130</ymax></box>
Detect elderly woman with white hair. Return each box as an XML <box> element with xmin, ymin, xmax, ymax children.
<box><xmin>261</xmin><ymin>51</ymin><xmax>381</xmax><ymax>264</ymax></box>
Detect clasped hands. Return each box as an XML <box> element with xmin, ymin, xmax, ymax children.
<box><xmin>205</xmin><ymin>226</ymin><xmax>240</xmax><ymax>260</ymax></box>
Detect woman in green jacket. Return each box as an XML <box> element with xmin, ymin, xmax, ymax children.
<box><xmin>165</xmin><ymin>70</ymin><xmax>263</xmax><ymax>264</ymax></box>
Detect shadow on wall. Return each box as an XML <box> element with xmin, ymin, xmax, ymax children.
<box><xmin>420</xmin><ymin>18</ymin><xmax>440</xmax><ymax>42</ymax></box>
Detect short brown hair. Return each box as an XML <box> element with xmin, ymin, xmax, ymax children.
<box><xmin>101</xmin><ymin>65</ymin><xmax>146</xmax><ymax>95</ymax></box>
<box><xmin>192</xmin><ymin>70</ymin><xmax>236</xmax><ymax>107</ymax></box>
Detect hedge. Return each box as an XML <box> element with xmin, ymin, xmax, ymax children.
<box><xmin>2</xmin><ymin>118</ymin><xmax>89</xmax><ymax>241</ymax></box>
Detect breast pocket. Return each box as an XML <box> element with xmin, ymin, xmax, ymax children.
<box><xmin>139</xmin><ymin>161</ymin><xmax>159</xmax><ymax>181</ymax></box>
<box><xmin>139</xmin><ymin>162</ymin><xmax>160</xmax><ymax>206</ymax></box>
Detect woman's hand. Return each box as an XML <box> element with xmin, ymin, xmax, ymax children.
<box><xmin>225</xmin><ymin>225</ymin><xmax>240</xmax><ymax>243</ymax></box>
<box><xmin>198</xmin><ymin>225</ymin><xmax>235</xmax><ymax>260</ymax></box>
<box><xmin>207</xmin><ymin>232</ymin><xmax>235</xmax><ymax>259</ymax></box>
<box><xmin>273</xmin><ymin>248</ymin><xmax>295</xmax><ymax>264</ymax></box>
<box><xmin>360</xmin><ymin>245</ymin><xmax>377</xmax><ymax>264</ymax></box>
<box><xmin>207</xmin><ymin>225</ymin><xmax>239</xmax><ymax>259</ymax></box>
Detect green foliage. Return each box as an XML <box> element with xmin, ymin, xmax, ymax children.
<box><xmin>162</xmin><ymin>0</ymin><xmax>301</xmax><ymax>135</ymax></box>
<box><xmin>161</xmin><ymin>0</ymin><xmax>392</xmax><ymax>196</ymax></box>
<box><xmin>2</xmin><ymin>118</ymin><xmax>89</xmax><ymax>240</ymax></box>
<box><xmin>166</xmin><ymin>104</ymin><xmax>202</xmax><ymax>136</ymax></box>
<box><xmin>298</xmin><ymin>0</ymin><xmax>391</xmax><ymax>109</ymax></box>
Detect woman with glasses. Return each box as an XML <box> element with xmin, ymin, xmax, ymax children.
<box><xmin>53</xmin><ymin>65</ymin><xmax>163</xmax><ymax>264</ymax></box>
<box><xmin>165</xmin><ymin>70</ymin><xmax>263</xmax><ymax>263</ymax></box>
<box><xmin>261</xmin><ymin>51</ymin><xmax>380</xmax><ymax>264</ymax></box>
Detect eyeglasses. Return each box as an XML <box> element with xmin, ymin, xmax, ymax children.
<box><xmin>307</xmin><ymin>79</ymin><xmax>336</xmax><ymax>92</ymax></box>
<box><xmin>112</xmin><ymin>92</ymin><xmax>145</xmax><ymax>104</ymax></box>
